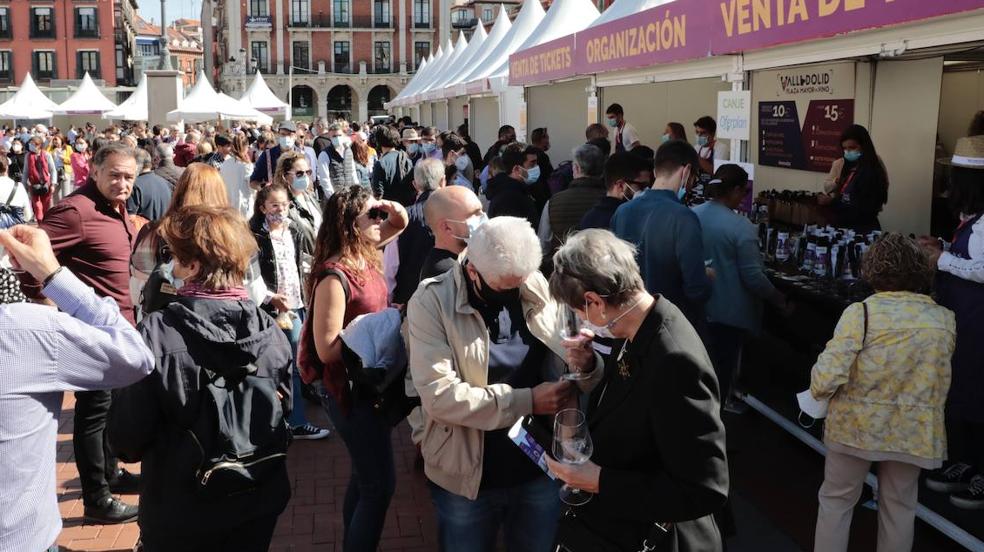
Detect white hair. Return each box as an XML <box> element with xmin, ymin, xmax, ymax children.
<box><xmin>467</xmin><ymin>216</ymin><xmax>542</xmax><ymax>282</ymax></box>
<box><xmin>413</xmin><ymin>158</ymin><xmax>445</xmax><ymax>192</ymax></box>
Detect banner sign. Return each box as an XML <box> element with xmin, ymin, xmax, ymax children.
<box><xmin>244</xmin><ymin>15</ymin><xmax>272</xmax><ymax>29</ymax></box>
<box><xmin>509</xmin><ymin>36</ymin><xmax>577</xmax><ymax>87</ymax></box>
<box><xmin>508</xmin><ymin>0</ymin><xmax>984</xmax><ymax>86</ymax></box>
<box><xmin>717</xmin><ymin>90</ymin><xmax>751</xmax><ymax>141</ymax></box>
<box><xmin>758</xmin><ymin>99</ymin><xmax>854</xmax><ymax>172</ymax></box>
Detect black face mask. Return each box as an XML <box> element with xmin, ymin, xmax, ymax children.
<box><xmin>471</xmin><ymin>266</ymin><xmax>520</xmax><ymax>309</ymax></box>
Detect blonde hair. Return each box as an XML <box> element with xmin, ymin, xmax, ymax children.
<box><xmin>861</xmin><ymin>233</ymin><xmax>934</xmax><ymax>293</ymax></box>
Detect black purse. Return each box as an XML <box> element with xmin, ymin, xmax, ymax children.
<box><xmin>554</xmin><ymin>507</ymin><xmax>672</xmax><ymax>552</ymax></box>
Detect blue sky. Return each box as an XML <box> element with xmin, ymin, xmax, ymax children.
<box><xmin>137</xmin><ymin>0</ymin><xmax>203</xmax><ymax>25</ymax></box>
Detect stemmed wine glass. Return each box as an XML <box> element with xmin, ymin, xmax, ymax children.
<box><xmin>553</xmin><ymin>408</ymin><xmax>594</xmax><ymax>506</ymax></box>
<box><xmin>559</xmin><ymin>306</ymin><xmax>591</xmax><ymax>381</ymax></box>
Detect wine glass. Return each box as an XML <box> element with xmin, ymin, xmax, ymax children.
<box><xmin>553</xmin><ymin>408</ymin><xmax>594</xmax><ymax>506</ymax></box>
<box><xmin>559</xmin><ymin>306</ymin><xmax>591</xmax><ymax>382</ymax></box>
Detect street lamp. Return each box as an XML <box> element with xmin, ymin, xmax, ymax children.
<box><xmin>157</xmin><ymin>0</ymin><xmax>173</xmax><ymax>70</ymax></box>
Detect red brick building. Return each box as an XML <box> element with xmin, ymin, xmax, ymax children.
<box><xmin>216</xmin><ymin>0</ymin><xmax>449</xmax><ymax>121</ymax></box>
<box><xmin>0</xmin><ymin>0</ymin><xmax>138</xmax><ymax>86</ymax></box>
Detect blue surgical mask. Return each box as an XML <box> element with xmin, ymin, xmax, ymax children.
<box><xmin>696</xmin><ymin>135</ymin><xmax>709</xmax><ymax>147</ymax></box>
<box><xmin>161</xmin><ymin>260</ymin><xmax>184</xmax><ymax>290</ymax></box>
<box><xmin>454</xmin><ymin>154</ymin><xmax>470</xmax><ymax>172</ymax></box>
<box><xmin>408</xmin><ymin>143</ymin><xmax>420</xmax><ymax>155</ymax></box>
<box><xmin>422</xmin><ymin>142</ymin><xmax>437</xmax><ymax>154</ymax></box>
<box><xmin>677</xmin><ymin>185</ymin><xmax>687</xmax><ymax>201</ymax></box>
<box><xmin>330</xmin><ymin>136</ymin><xmax>342</xmax><ymax>148</ymax></box>
<box><xmin>292</xmin><ymin>175</ymin><xmax>309</xmax><ymax>191</ymax></box>
<box><xmin>449</xmin><ymin>212</ymin><xmax>488</xmax><ymax>242</ymax></box>
<box><xmin>606</xmin><ymin>117</ymin><xmax>618</xmax><ymax>128</ymax></box>
<box><xmin>526</xmin><ymin>165</ymin><xmax>541</xmax><ymax>184</ymax></box>
<box><xmin>844</xmin><ymin>150</ymin><xmax>862</xmax><ymax>163</ymax></box>
<box><xmin>661</xmin><ymin>134</ymin><xmax>671</xmax><ymax>143</ymax></box>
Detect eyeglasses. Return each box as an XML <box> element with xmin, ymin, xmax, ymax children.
<box><xmin>366</xmin><ymin>207</ymin><xmax>389</xmax><ymax>221</ymax></box>
<box><xmin>291</xmin><ymin>170</ymin><xmax>313</xmax><ymax>177</ymax></box>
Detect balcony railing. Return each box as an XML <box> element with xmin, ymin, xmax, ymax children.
<box><xmin>451</xmin><ymin>17</ymin><xmax>477</xmax><ymax>29</ymax></box>
<box><xmin>414</xmin><ymin>20</ymin><xmax>431</xmax><ymax>29</ymax></box>
<box><xmin>302</xmin><ymin>14</ymin><xmax>393</xmax><ymax>29</ymax></box>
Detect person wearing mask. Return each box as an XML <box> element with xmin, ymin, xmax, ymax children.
<box><xmin>486</xmin><ymin>146</ymin><xmax>539</xmax><ymax>227</ymax></box>
<box><xmin>70</xmin><ymin>138</ymin><xmax>92</xmax><ymax>188</ymax></box>
<box><xmin>811</xmin><ymin>233</ymin><xmax>954</xmax><ymax>551</ymax></box>
<box><xmin>605</xmin><ymin>103</ymin><xmax>640</xmax><ymax>153</ymax></box>
<box><xmin>693</xmin><ymin>164</ymin><xmax>790</xmax><ymax>409</ymax></box>
<box><xmin>611</xmin><ymin>140</ymin><xmax>711</xmax><ymax>335</ymax></box>
<box><xmin>202</xmin><ymin>133</ymin><xmax>233</xmax><ymax>169</ymax></box>
<box><xmin>373</xmin><ymin>125</ymin><xmax>416</xmax><ymax>206</ymax></box>
<box><xmin>694</xmin><ymin>116</ymin><xmax>731</xmax><ymax>180</ymax></box>
<box><xmin>0</xmin><ymin>224</ymin><xmax>154</xmax><ymax>552</ymax></box>
<box><xmin>530</xmin><ymin>128</ymin><xmax>554</xmax><ymax>185</ymax></box>
<box><xmin>27</xmin><ymin>142</ymin><xmax>141</xmax><ymax>523</ymax></box>
<box><xmin>389</xmin><ymin>158</ymin><xmax>446</xmax><ymax>305</ymax></box>
<box><xmin>317</xmin><ymin>123</ymin><xmax>357</xmax><ymax>193</ymax></box>
<box><xmin>220</xmin><ymin>132</ymin><xmax>257</xmax><ymax>220</ymax></box>
<box><xmin>250</xmin><ymin>121</ymin><xmax>300</xmax><ymax>189</ymax></box>
<box><xmin>662</xmin><ymin>122</ymin><xmax>689</xmax><ymax>144</ymax></box>
<box><xmin>402</xmin><ymin>127</ymin><xmax>424</xmax><ymax>164</ymax></box>
<box><xmin>299</xmin><ymin>188</ymin><xmax>408</xmax><ymax>551</ymax></box>
<box><xmin>545</xmin><ymin>229</ymin><xmax>728</xmax><ymax>552</ymax></box>
<box><xmin>296</xmin><ymin>127</ymin><xmax>320</xmax><ymax>190</ymax></box>
<box><xmin>7</xmin><ymin>138</ymin><xmax>25</xmax><ymax>184</ymax></box>
<box><xmin>0</xmin><ymin>156</ymin><xmax>33</xmax><ymax>223</ymax></box>
<box><xmin>126</xmin><ymin>148</ymin><xmax>174</xmax><ymax>223</ymax></box>
<box><xmin>312</xmin><ymin>121</ymin><xmax>333</xmax><ymax>157</ymax></box>
<box><xmin>23</xmin><ymin>135</ymin><xmax>56</xmax><ymax>221</ymax></box>
<box><xmin>578</xmin><ymin>151</ymin><xmax>652</xmax><ymax>230</ymax></box>
<box><xmin>108</xmin><ymin>206</ymin><xmax>293</xmax><ymax>551</ymax></box>
<box><xmin>420</xmin><ymin>185</ymin><xmax>484</xmax><ymax>280</ymax></box>
<box><xmin>272</xmin><ymin>151</ymin><xmax>320</xmax><ymax>266</ymax></box>
<box><xmin>152</xmin><ymin>142</ymin><xmax>184</xmax><ymax>188</ymax></box>
<box><xmin>919</xmin><ymin>135</ymin><xmax>984</xmax><ymax>509</ymax></box>
<box><xmin>419</xmin><ymin>127</ymin><xmax>442</xmax><ymax>161</ymax></box>
<box><xmin>540</xmin><ymin>144</ymin><xmax>607</xmax><ymax>257</ymax></box>
<box><xmin>250</xmin><ymin>184</ymin><xmax>330</xmax><ymax>442</ymax></box>
<box><xmin>818</xmin><ymin>124</ymin><xmax>889</xmax><ymax>233</ymax></box>
<box><xmin>482</xmin><ymin>125</ymin><xmax>517</xmax><ymax>168</ymax></box>
<box><xmin>439</xmin><ymin>133</ymin><xmax>474</xmax><ymax>191</ymax></box>
<box><xmin>173</xmin><ymin>132</ymin><xmax>200</xmax><ymax>168</ymax></box>
<box><xmin>351</xmin><ymin>140</ymin><xmax>373</xmax><ymax>190</ymax></box>
<box><xmin>408</xmin><ymin>216</ymin><xmax>597</xmax><ymax>552</ymax></box>
<box><xmin>49</xmin><ymin>135</ymin><xmax>73</xmax><ymax>200</ymax></box>
<box><xmin>458</xmin><ymin>123</ymin><xmax>484</xmax><ymax>172</ymax></box>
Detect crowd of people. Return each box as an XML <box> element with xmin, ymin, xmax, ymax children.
<box><xmin>0</xmin><ymin>102</ymin><xmax>981</xmax><ymax>552</ymax></box>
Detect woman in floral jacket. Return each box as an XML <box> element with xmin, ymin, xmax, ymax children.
<box><xmin>811</xmin><ymin>233</ymin><xmax>955</xmax><ymax>552</ymax></box>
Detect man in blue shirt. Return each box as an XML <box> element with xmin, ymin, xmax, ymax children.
<box><xmin>611</xmin><ymin>140</ymin><xmax>711</xmax><ymax>336</ymax></box>
<box><xmin>249</xmin><ymin>120</ymin><xmax>298</xmax><ymax>189</ymax></box>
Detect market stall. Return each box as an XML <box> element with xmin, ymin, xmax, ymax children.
<box><xmin>239</xmin><ymin>71</ymin><xmax>290</xmax><ymax>120</ymax></box>
<box><xmin>168</xmin><ymin>71</ymin><xmax>272</xmax><ymax>124</ymax></box>
<box><xmin>0</xmin><ymin>73</ymin><xmax>60</xmax><ymax>122</ymax></box>
<box><xmin>104</xmin><ymin>75</ymin><xmax>149</xmax><ymax>122</ymax></box>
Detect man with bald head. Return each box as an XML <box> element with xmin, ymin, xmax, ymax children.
<box><xmin>420</xmin><ymin>185</ymin><xmax>485</xmax><ymax>281</ymax></box>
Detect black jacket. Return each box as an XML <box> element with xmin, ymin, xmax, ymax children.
<box><xmin>108</xmin><ymin>297</ymin><xmax>292</xmax><ymax>538</ymax></box>
<box><xmin>578</xmin><ymin>196</ymin><xmax>624</xmax><ymax>231</ymax></box>
<box><xmin>251</xmin><ymin>215</ymin><xmax>305</xmax><ymax>313</ymax></box>
<box><xmin>577</xmin><ymin>298</ymin><xmax>728</xmax><ymax>552</ymax></box>
<box><xmin>393</xmin><ymin>191</ymin><xmax>434</xmax><ymax>305</ymax></box>
<box><xmin>486</xmin><ymin>173</ymin><xmax>537</xmax><ymax>228</ymax></box>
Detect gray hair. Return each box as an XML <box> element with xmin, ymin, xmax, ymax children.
<box><xmin>153</xmin><ymin>143</ymin><xmax>174</xmax><ymax>160</ymax></box>
<box><xmin>92</xmin><ymin>142</ymin><xmax>136</xmax><ymax>168</ymax></box>
<box><xmin>550</xmin><ymin>229</ymin><xmax>644</xmax><ymax>307</ymax></box>
<box><xmin>134</xmin><ymin>148</ymin><xmax>152</xmax><ymax>171</ymax></box>
<box><xmin>467</xmin><ymin>216</ymin><xmax>542</xmax><ymax>282</ymax></box>
<box><xmin>413</xmin><ymin>158</ymin><xmax>445</xmax><ymax>192</ymax></box>
<box><xmin>573</xmin><ymin>144</ymin><xmax>605</xmax><ymax>177</ymax></box>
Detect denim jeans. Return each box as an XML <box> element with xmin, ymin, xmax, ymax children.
<box><xmin>323</xmin><ymin>393</ymin><xmax>396</xmax><ymax>552</ymax></box>
<box><xmin>75</xmin><ymin>389</ymin><xmax>118</xmax><ymax>506</ymax></box>
<box><xmin>283</xmin><ymin>308</ymin><xmax>308</xmax><ymax>428</ymax></box>
<box><xmin>429</xmin><ymin>476</ymin><xmax>562</xmax><ymax>552</ymax></box>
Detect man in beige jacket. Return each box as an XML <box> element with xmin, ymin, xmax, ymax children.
<box><xmin>408</xmin><ymin>216</ymin><xmax>601</xmax><ymax>552</ymax></box>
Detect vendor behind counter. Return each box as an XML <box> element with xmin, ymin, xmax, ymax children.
<box><xmin>819</xmin><ymin>125</ymin><xmax>889</xmax><ymax>234</ymax></box>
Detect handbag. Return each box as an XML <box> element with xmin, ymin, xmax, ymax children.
<box><xmin>554</xmin><ymin>507</ymin><xmax>672</xmax><ymax>552</ymax></box>
<box><xmin>0</xmin><ymin>183</ymin><xmax>25</xmax><ymax>229</ymax></box>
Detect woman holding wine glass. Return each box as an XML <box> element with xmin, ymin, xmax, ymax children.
<box><xmin>545</xmin><ymin>229</ymin><xmax>729</xmax><ymax>552</ymax></box>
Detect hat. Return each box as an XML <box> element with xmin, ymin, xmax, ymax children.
<box><xmin>951</xmin><ymin>135</ymin><xmax>984</xmax><ymax>169</ymax></box>
<box><xmin>278</xmin><ymin>120</ymin><xmax>297</xmax><ymax>133</ymax></box>
<box><xmin>401</xmin><ymin>128</ymin><xmax>421</xmax><ymax>142</ymax></box>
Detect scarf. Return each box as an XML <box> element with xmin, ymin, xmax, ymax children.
<box><xmin>177</xmin><ymin>281</ymin><xmax>249</xmax><ymax>300</ymax></box>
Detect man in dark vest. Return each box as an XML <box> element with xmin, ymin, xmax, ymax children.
<box><xmin>540</xmin><ymin>143</ymin><xmax>606</xmax><ymax>257</ymax></box>
<box><xmin>390</xmin><ymin>158</ymin><xmax>446</xmax><ymax>304</ymax></box>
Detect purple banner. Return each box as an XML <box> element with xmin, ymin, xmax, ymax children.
<box><xmin>509</xmin><ymin>35</ymin><xmax>577</xmax><ymax>87</ymax></box>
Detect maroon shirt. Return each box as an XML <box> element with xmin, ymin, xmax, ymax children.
<box><xmin>34</xmin><ymin>183</ymin><xmax>136</xmax><ymax>324</ymax></box>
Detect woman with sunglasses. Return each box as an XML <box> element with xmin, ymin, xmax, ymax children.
<box><xmin>250</xmin><ymin>183</ymin><xmax>331</xmax><ymax>441</ymax></box>
<box><xmin>273</xmin><ymin>151</ymin><xmax>320</xmax><ymax>261</ymax></box>
<box><xmin>299</xmin><ymin>186</ymin><xmax>407</xmax><ymax>552</ymax></box>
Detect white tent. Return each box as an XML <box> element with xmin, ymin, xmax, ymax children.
<box><xmin>387</xmin><ymin>57</ymin><xmax>428</xmax><ymax>109</ymax></box>
<box><xmin>422</xmin><ymin>33</ymin><xmax>469</xmax><ymax>101</ymax></box>
<box><xmin>168</xmin><ymin>71</ymin><xmax>271</xmax><ymax>123</ymax></box>
<box><xmin>440</xmin><ymin>9</ymin><xmax>513</xmax><ymax>97</ymax></box>
<box><xmin>393</xmin><ymin>51</ymin><xmax>440</xmax><ymax>107</ymax></box>
<box><xmin>589</xmin><ymin>0</ymin><xmax>672</xmax><ymax>27</ymax></box>
<box><xmin>410</xmin><ymin>38</ymin><xmax>455</xmax><ymax>104</ymax></box>
<box><xmin>487</xmin><ymin>0</ymin><xmax>600</xmax><ymax>86</ymax></box>
<box><xmin>434</xmin><ymin>23</ymin><xmax>488</xmax><ymax>98</ymax></box>
<box><xmin>103</xmin><ymin>74</ymin><xmax>148</xmax><ymax>121</ymax></box>
<box><xmin>54</xmin><ymin>73</ymin><xmax>117</xmax><ymax>115</ymax></box>
<box><xmin>459</xmin><ymin>0</ymin><xmax>545</xmax><ymax>87</ymax></box>
<box><xmin>0</xmin><ymin>73</ymin><xmax>60</xmax><ymax>120</ymax></box>
<box><xmin>239</xmin><ymin>71</ymin><xmax>290</xmax><ymax>117</ymax></box>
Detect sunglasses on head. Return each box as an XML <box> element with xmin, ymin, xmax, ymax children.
<box><xmin>366</xmin><ymin>207</ymin><xmax>388</xmax><ymax>221</ymax></box>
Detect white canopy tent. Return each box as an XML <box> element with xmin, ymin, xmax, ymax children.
<box><xmin>459</xmin><ymin>0</ymin><xmax>545</xmax><ymax>88</ymax></box>
<box><xmin>439</xmin><ymin>10</ymin><xmax>512</xmax><ymax>97</ymax></box>
<box><xmin>392</xmin><ymin>51</ymin><xmax>440</xmax><ymax>107</ymax></box>
<box><xmin>54</xmin><ymin>73</ymin><xmax>117</xmax><ymax>115</ymax></box>
<box><xmin>0</xmin><ymin>73</ymin><xmax>60</xmax><ymax>120</ymax></box>
<box><xmin>239</xmin><ymin>71</ymin><xmax>290</xmax><ymax>117</ymax></box>
<box><xmin>409</xmin><ymin>38</ymin><xmax>455</xmax><ymax>104</ymax></box>
<box><xmin>168</xmin><ymin>71</ymin><xmax>272</xmax><ymax>123</ymax></box>
<box><xmin>422</xmin><ymin>33</ymin><xmax>470</xmax><ymax>101</ymax></box>
<box><xmin>433</xmin><ymin>23</ymin><xmax>488</xmax><ymax>97</ymax></box>
<box><xmin>103</xmin><ymin>74</ymin><xmax>148</xmax><ymax>121</ymax></box>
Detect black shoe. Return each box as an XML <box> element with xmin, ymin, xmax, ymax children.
<box><xmin>925</xmin><ymin>462</ymin><xmax>976</xmax><ymax>493</ymax></box>
<box><xmin>951</xmin><ymin>475</ymin><xmax>984</xmax><ymax>510</ymax></box>
<box><xmin>83</xmin><ymin>496</ymin><xmax>138</xmax><ymax>524</ymax></box>
<box><xmin>108</xmin><ymin>467</ymin><xmax>141</xmax><ymax>494</ymax></box>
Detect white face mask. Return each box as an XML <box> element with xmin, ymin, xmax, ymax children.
<box><xmin>454</xmin><ymin>154</ymin><xmax>470</xmax><ymax>172</ymax></box>
<box><xmin>161</xmin><ymin>260</ymin><xmax>184</xmax><ymax>290</ymax></box>
<box><xmin>448</xmin><ymin>212</ymin><xmax>488</xmax><ymax>242</ymax></box>
<box><xmin>278</xmin><ymin>136</ymin><xmax>293</xmax><ymax>149</ymax></box>
<box><xmin>583</xmin><ymin>296</ymin><xmax>644</xmax><ymax>339</ymax></box>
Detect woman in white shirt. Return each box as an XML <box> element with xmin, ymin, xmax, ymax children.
<box><xmin>219</xmin><ymin>132</ymin><xmax>256</xmax><ymax>220</ymax></box>
<box><xmin>0</xmin><ymin>155</ymin><xmax>33</xmax><ymax>223</ymax></box>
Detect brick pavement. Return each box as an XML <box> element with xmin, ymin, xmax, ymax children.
<box><xmin>53</xmin><ymin>394</ymin><xmax>438</xmax><ymax>552</ymax></box>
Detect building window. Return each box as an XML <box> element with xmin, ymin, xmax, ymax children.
<box><xmin>373</xmin><ymin>0</ymin><xmax>390</xmax><ymax>26</ymax></box>
<box><xmin>77</xmin><ymin>51</ymin><xmax>100</xmax><ymax>79</ymax></box>
<box><xmin>413</xmin><ymin>41</ymin><xmax>429</xmax><ymax>71</ymax></box>
<box><xmin>0</xmin><ymin>8</ymin><xmax>11</xmax><ymax>39</ymax></box>
<box><xmin>251</xmin><ymin>41</ymin><xmax>269</xmax><ymax>73</ymax></box>
<box><xmin>250</xmin><ymin>0</ymin><xmax>269</xmax><ymax>16</ymax></box>
<box><xmin>483</xmin><ymin>7</ymin><xmax>493</xmax><ymax>21</ymax></box>
<box><xmin>116</xmin><ymin>45</ymin><xmax>125</xmax><ymax>81</ymax></box>
<box><xmin>292</xmin><ymin>41</ymin><xmax>310</xmax><ymax>71</ymax></box>
<box><xmin>75</xmin><ymin>7</ymin><xmax>99</xmax><ymax>38</ymax></box>
<box><xmin>0</xmin><ymin>52</ymin><xmax>11</xmax><ymax>81</ymax></box>
<box><xmin>31</xmin><ymin>8</ymin><xmax>56</xmax><ymax>39</ymax></box>
<box><xmin>33</xmin><ymin>51</ymin><xmax>56</xmax><ymax>80</ymax></box>
<box><xmin>291</xmin><ymin>0</ymin><xmax>309</xmax><ymax>25</ymax></box>
<box><xmin>374</xmin><ymin>41</ymin><xmax>390</xmax><ymax>73</ymax></box>
<box><xmin>413</xmin><ymin>0</ymin><xmax>430</xmax><ymax>28</ymax></box>
<box><xmin>333</xmin><ymin>0</ymin><xmax>350</xmax><ymax>25</ymax></box>
<box><xmin>333</xmin><ymin>41</ymin><xmax>350</xmax><ymax>73</ymax></box>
